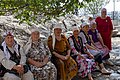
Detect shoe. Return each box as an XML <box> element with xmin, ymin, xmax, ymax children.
<box><xmin>88</xmin><ymin>77</ymin><xmax>94</xmax><ymax>80</ymax></box>
<box><xmin>105</xmin><ymin>60</ymin><xmax>114</xmax><ymax>66</ymax></box>
<box><xmin>93</xmin><ymin>66</ymin><xmax>101</xmax><ymax>72</ymax></box>
<box><xmin>101</xmin><ymin>68</ymin><xmax>111</xmax><ymax>75</ymax></box>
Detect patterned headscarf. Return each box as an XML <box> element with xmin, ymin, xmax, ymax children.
<box><xmin>2</xmin><ymin>31</ymin><xmax>19</xmax><ymax>59</ymax></box>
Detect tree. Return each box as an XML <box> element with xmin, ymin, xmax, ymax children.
<box><xmin>83</xmin><ymin>0</ymin><xmax>110</xmax><ymax>18</ymax></box>
<box><xmin>0</xmin><ymin>0</ymin><xmax>95</xmax><ymax>24</ymax></box>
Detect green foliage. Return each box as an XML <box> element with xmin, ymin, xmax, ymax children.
<box><xmin>84</xmin><ymin>0</ymin><xmax>110</xmax><ymax>17</ymax></box>
<box><xmin>0</xmin><ymin>0</ymin><xmax>95</xmax><ymax>24</ymax></box>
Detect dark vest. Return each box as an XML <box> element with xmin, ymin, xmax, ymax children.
<box><xmin>80</xmin><ymin>30</ymin><xmax>91</xmax><ymax>45</ymax></box>
<box><xmin>0</xmin><ymin>45</ymin><xmax>28</xmax><ymax>77</ymax></box>
<box><xmin>68</xmin><ymin>35</ymin><xmax>85</xmax><ymax>60</ymax></box>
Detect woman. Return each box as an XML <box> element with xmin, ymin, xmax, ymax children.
<box><xmin>79</xmin><ymin>22</ymin><xmax>111</xmax><ymax>74</ymax></box>
<box><xmin>95</xmin><ymin>8</ymin><xmax>113</xmax><ymax>65</ymax></box>
<box><xmin>68</xmin><ymin>27</ymin><xmax>96</xmax><ymax>80</ymax></box>
<box><xmin>88</xmin><ymin>20</ymin><xmax>110</xmax><ymax>60</ymax></box>
<box><xmin>0</xmin><ymin>31</ymin><xmax>33</xmax><ymax>80</ymax></box>
<box><xmin>24</xmin><ymin>28</ymin><xmax>57</xmax><ymax>80</ymax></box>
<box><xmin>47</xmin><ymin>23</ymin><xmax>77</xmax><ymax>80</ymax></box>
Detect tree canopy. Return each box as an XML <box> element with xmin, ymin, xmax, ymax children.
<box><xmin>84</xmin><ymin>0</ymin><xmax>110</xmax><ymax>18</ymax></box>
<box><xmin>0</xmin><ymin>0</ymin><xmax>95</xmax><ymax>24</ymax></box>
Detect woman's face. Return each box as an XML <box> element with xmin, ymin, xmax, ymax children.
<box><xmin>101</xmin><ymin>11</ymin><xmax>107</xmax><ymax>16</ymax></box>
<box><xmin>54</xmin><ymin>28</ymin><xmax>62</xmax><ymax>36</ymax></box>
<box><xmin>91</xmin><ymin>23</ymin><xmax>96</xmax><ymax>30</ymax></box>
<box><xmin>73</xmin><ymin>30</ymin><xmax>79</xmax><ymax>36</ymax></box>
<box><xmin>31</xmin><ymin>31</ymin><xmax>40</xmax><ymax>42</ymax></box>
<box><xmin>5</xmin><ymin>35</ymin><xmax>14</xmax><ymax>47</ymax></box>
<box><xmin>82</xmin><ymin>25</ymin><xmax>89</xmax><ymax>32</ymax></box>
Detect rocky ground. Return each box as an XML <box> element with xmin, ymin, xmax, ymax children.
<box><xmin>72</xmin><ymin>37</ymin><xmax>120</xmax><ymax>80</ymax></box>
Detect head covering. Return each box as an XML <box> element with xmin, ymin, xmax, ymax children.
<box><xmin>90</xmin><ymin>20</ymin><xmax>96</xmax><ymax>25</ymax></box>
<box><xmin>89</xmin><ymin>20</ymin><xmax>96</xmax><ymax>28</ymax></box>
<box><xmin>53</xmin><ymin>23</ymin><xmax>62</xmax><ymax>31</ymax></box>
<box><xmin>2</xmin><ymin>31</ymin><xmax>19</xmax><ymax>59</ymax></box>
<box><xmin>30</xmin><ymin>27</ymin><xmax>40</xmax><ymax>34</ymax></box>
<box><xmin>3</xmin><ymin>31</ymin><xmax>14</xmax><ymax>38</ymax></box>
<box><xmin>52</xmin><ymin>23</ymin><xmax>62</xmax><ymax>50</ymax></box>
<box><xmin>81</xmin><ymin>22</ymin><xmax>89</xmax><ymax>28</ymax></box>
<box><xmin>101</xmin><ymin>8</ymin><xmax>107</xmax><ymax>12</ymax></box>
<box><xmin>72</xmin><ymin>26</ymin><xmax>79</xmax><ymax>32</ymax></box>
<box><xmin>24</xmin><ymin>37</ymin><xmax>32</xmax><ymax>54</ymax></box>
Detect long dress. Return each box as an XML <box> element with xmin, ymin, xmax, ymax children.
<box><xmin>48</xmin><ymin>35</ymin><xmax>78</xmax><ymax>80</ymax></box>
<box><xmin>26</xmin><ymin>39</ymin><xmax>57</xmax><ymax>80</ymax></box>
<box><xmin>88</xmin><ymin>29</ymin><xmax>110</xmax><ymax>59</ymax></box>
<box><xmin>68</xmin><ymin>35</ymin><xmax>96</xmax><ymax>78</ymax></box>
<box><xmin>95</xmin><ymin>16</ymin><xmax>113</xmax><ymax>50</ymax></box>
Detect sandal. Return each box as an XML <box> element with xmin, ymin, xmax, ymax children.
<box><xmin>101</xmin><ymin>68</ymin><xmax>111</xmax><ymax>75</ymax></box>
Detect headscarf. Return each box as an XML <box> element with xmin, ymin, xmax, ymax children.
<box><xmin>1</xmin><ymin>31</ymin><xmax>19</xmax><ymax>59</ymax></box>
<box><xmin>72</xmin><ymin>26</ymin><xmax>79</xmax><ymax>32</ymax></box>
<box><xmin>29</xmin><ymin>27</ymin><xmax>40</xmax><ymax>34</ymax></box>
<box><xmin>52</xmin><ymin>23</ymin><xmax>62</xmax><ymax>50</ymax></box>
<box><xmin>81</xmin><ymin>22</ymin><xmax>89</xmax><ymax>28</ymax></box>
<box><xmin>101</xmin><ymin>8</ymin><xmax>107</xmax><ymax>12</ymax></box>
<box><xmin>89</xmin><ymin>20</ymin><xmax>96</xmax><ymax>27</ymax></box>
<box><xmin>2</xmin><ymin>30</ymin><xmax>14</xmax><ymax>38</ymax></box>
<box><xmin>24</xmin><ymin>27</ymin><xmax>40</xmax><ymax>54</ymax></box>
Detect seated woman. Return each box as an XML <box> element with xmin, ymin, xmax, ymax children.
<box><xmin>47</xmin><ymin>23</ymin><xmax>77</xmax><ymax>80</ymax></box>
<box><xmin>0</xmin><ymin>31</ymin><xmax>34</xmax><ymax>80</ymax></box>
<box><xmin>88</xmin><ymin>21</ymin><xmax>112</xmax><ymax>63</ymax></box>
<box><xmin>24</xmin><ymin>28</ymin><xmax>57</xmax><ymax>80</ymax></box>
<box><xmin>79</xmin><ymin>22</ymin><xmax>111</xmax><ymax>74</ymax></box>
<box><xmin>68</xmin><ymin>27</ymin><xmax>96</xmax><ymax>80</ymax></box>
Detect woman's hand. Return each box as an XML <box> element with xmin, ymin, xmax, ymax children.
<box><xmin>59</xmin><ymin>55</ymin><xmax>67</xmax><ymax>60</ymax></box>
<box><xmin>89</xmin><ymin>54</ymin><xmax>94</xmax><ymax>59</ymax></box>
<box><xmin>53</xmin><ymin>51</ymin><xmax>67</xmax><ymax>60</ymax></box>
<box><xmin>102</xmin><ymin>45</ymin><xmax>107</xmax><ymax>48</ymax></box>
<box><xmin>65</xmin><ymin>55</ymin><xmax>70</xmax><ymax>59</ymax></box>
<box><xmin>35</xmin><ymin>62</ymin><xmax>42</xmax><ymax>68</ymax></box>
<box><xmin>77</xmin><ymin>54</ymin><xmax>86</xmax><ymax>60</ymax></box>
<box><xmin>43</xmin><ymin>56</ymin><xmax>49</xmax><ymax>64</ymax></box>
<box><xmin>13</xmin><ymin>65</ymin><xmax>24</xmax><ymax>74</ymax></box>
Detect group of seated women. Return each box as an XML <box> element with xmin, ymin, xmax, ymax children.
<box><xmin>0</xmin><ymin>21</ymin><xmax>113</xmax><ymax>80</ymax></box>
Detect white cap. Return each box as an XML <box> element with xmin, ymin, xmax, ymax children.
<box><xmin>72</xmin><ymin>26</ymin><xmax>79</xmax><ymax>32</ymax></box>
<box><xmin>30</xmin><ymin>28</ymin><xmax>40</xmax><ymax>33</ymax></box>
<box><xmin>53</xmin><ymin>23</ymin><xmax>62</xmax><ymax>30</ymax></box>
<box><xmin>81</xmin><ymin>22</ymin><xmax>89</xmax><ymax>28</ymax></box>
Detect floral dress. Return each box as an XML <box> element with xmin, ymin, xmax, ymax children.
<box><xmin>26</xmin><ymin>40</ymin><xmax>57</xmax><ymax>80</ymax></box>
<box><xmin>68</xmin><ymin>36</ymin><xmax>96</xmax><ymax>78</ymax></box>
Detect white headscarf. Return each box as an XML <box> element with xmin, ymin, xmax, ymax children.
<box><xmin>1</xmin><ymin>31</ymin><xmax>19</xmax><ymax>59</ymax></box>
<box><xmin>24</xmin><ymin>37</ymin><xmax>32</xmax><ymax>54</ymax></box>
<box><xmin>81</xmin><ymin>22</ymin><xmax>89</xmax><ymax>28</ymax></box>
<box><xmin>52</xmin><ymin>23</ymin><xmax>62</xmax><ymax>50</ymax></box>
<box><xmin>72</xmin><ymin>26</ymin><xmax>79</xmax><ymax>32</ymax></box>
<box><xmin>29</xmin><ymin>27</ymin><xmax>40</xmax><ymax>34</ymax></box>
<box><xmin>24</xmin><ymin>27</ymin><xmax>40</xmax><ymax>54</ymax></box>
